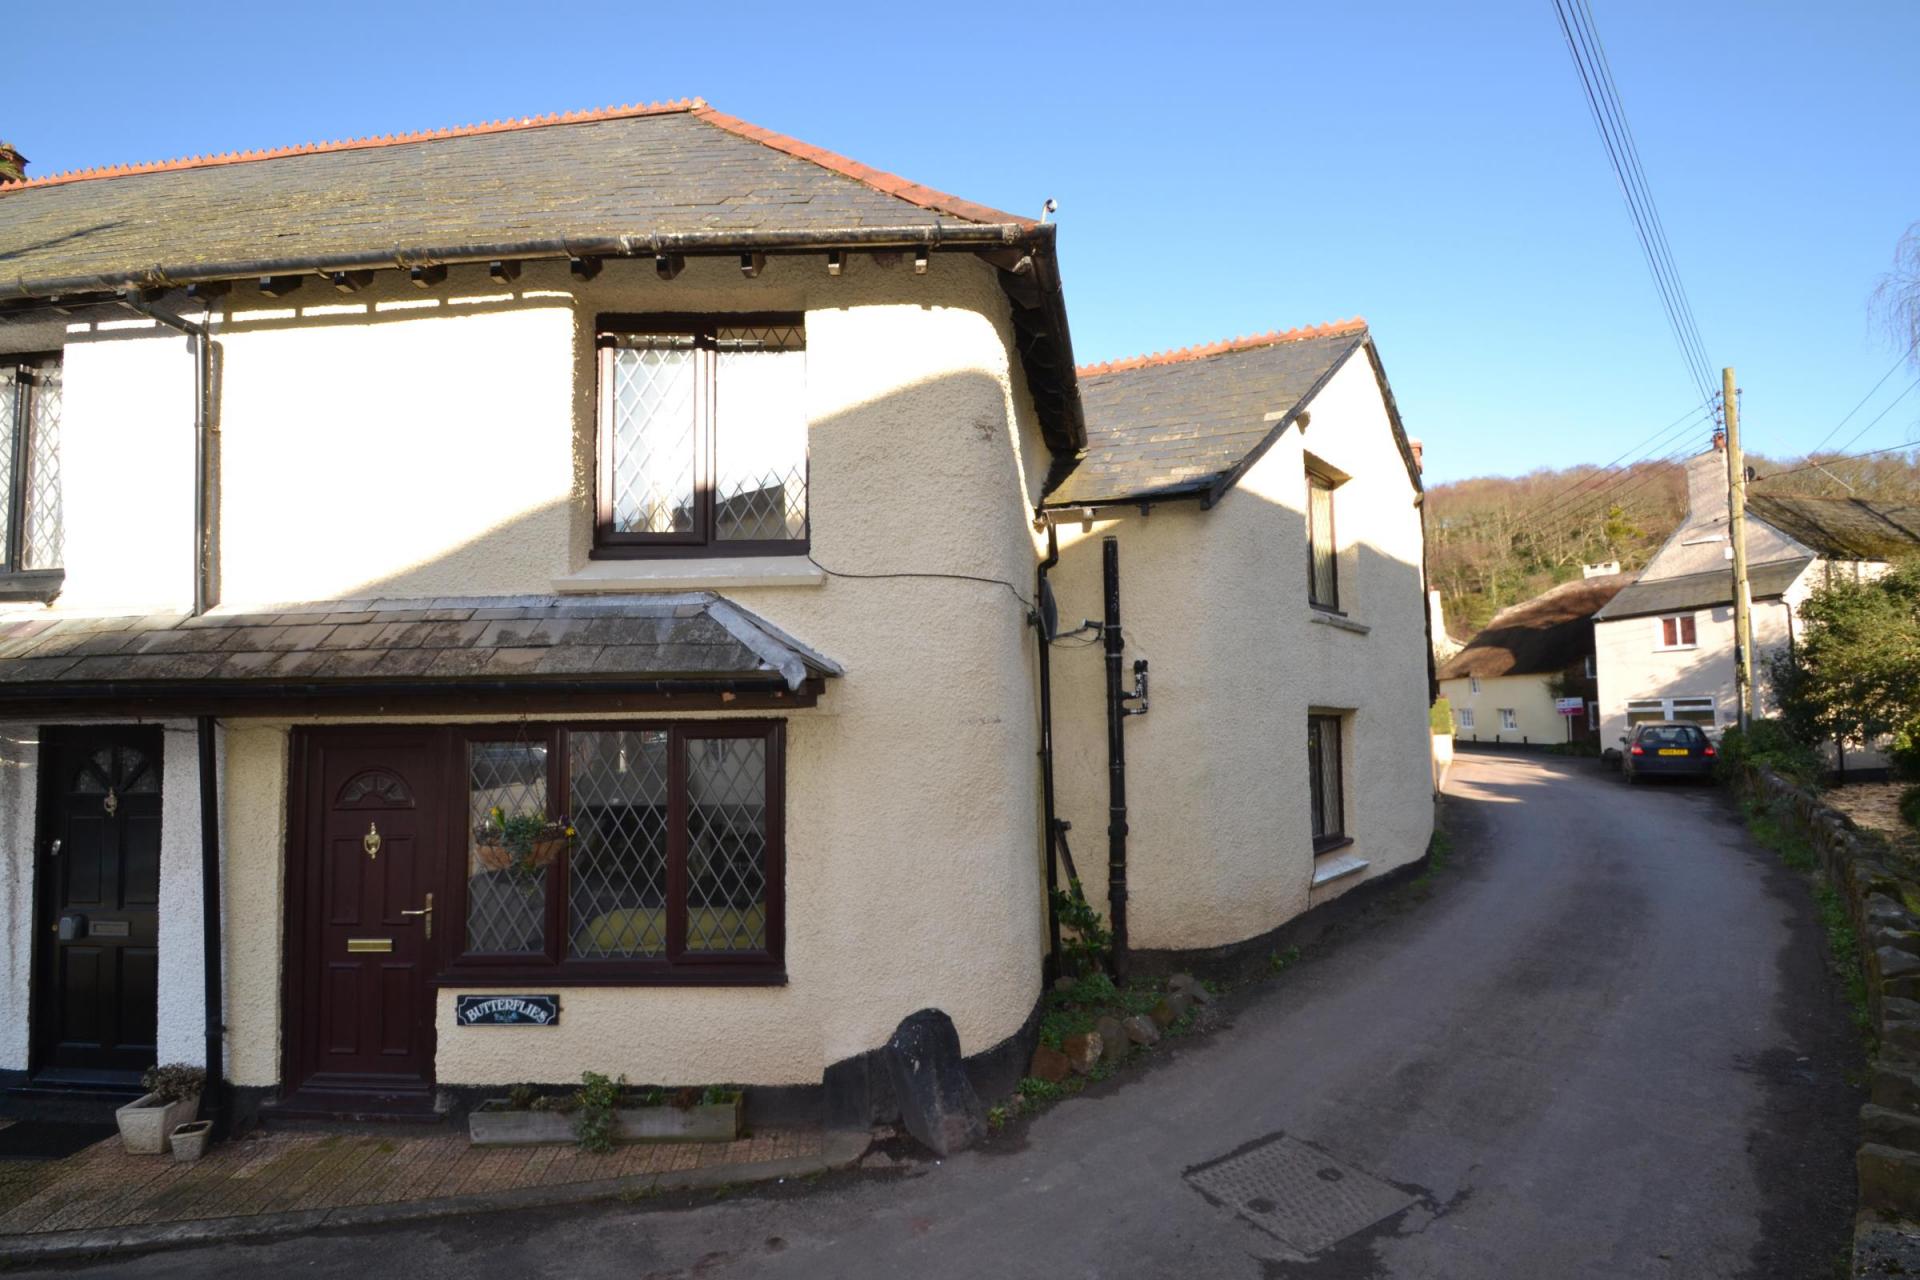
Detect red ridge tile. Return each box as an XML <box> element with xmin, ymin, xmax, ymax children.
<box><xmin>1078</xmin><ymin>319</ymin><xmax>1369</xmax><ymax>378</ymax></box>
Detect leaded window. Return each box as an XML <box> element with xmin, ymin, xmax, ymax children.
<box><xmin>0</xmin><ymin>354</ymin><xmax>63</xmax><ymax>578</ymax></box>
<box><xmin>1307</xmin><ymin>470</ymin><xmax>1338</xmax><ymax>610</ymax></box>
<box><xmin>1308</xmin><ymin>714</ymin><xmax>1345</xmax><ymax>851</ymax></box>
<box><xmin>452</xmin><ymin>721</ymin><xmax>784</xmax><ymax>980</ymax></box>
<box><xmin>596</xmin><ymin>318</ymin><xmax>807</xmax><ymax>555</ymax></box>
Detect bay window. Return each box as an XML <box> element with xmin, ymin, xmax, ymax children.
<box><xmin>455</xmin><ymin>721</ymin><xmax>784</xmax><ymax>981</ymax></box>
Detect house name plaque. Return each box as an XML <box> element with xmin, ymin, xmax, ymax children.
<box><xmin>455</xmin><ymin>995</ymin><xmax>560</xmax><ymax>1027</ymax></box>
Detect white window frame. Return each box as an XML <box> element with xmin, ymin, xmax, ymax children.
<box><xmin>1627</xmin><ymin>695</ymin><xmax>1716</xmax><ymax>727</ymax></box>
<box><xmin>1456</xmin><ymin>707</ymin><xmax>1475</xmax><ymax>732</ymax></box>
<box><xmin>1499</xmin><ymin>708</ymin><xmax>1518</xmax><ymax>732</ymax></box>
<box><xmin>1583</xmin><ymin>654</ymin><xmax>1595</xmax><ymax>679</ymax></box>
<box><xmin>1654</xmin><ymin>613</ymin><xmax>1698</xmax><ymax>651</ymax></box>
<box><xmin>1469</xmin><ymin>675</ymin><xmax>1480</xmax><ymax>694</ymax></box>
<box><xmin>1586</xmin><ymin>701</ymin><xmax>1599</xmax><ymax>732</ymax></box>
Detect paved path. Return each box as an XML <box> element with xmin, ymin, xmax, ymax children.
<box><xmin>25</xmin><ymin>751</ymin><xmax>1860</xmax><ymax>1278</ymax></box>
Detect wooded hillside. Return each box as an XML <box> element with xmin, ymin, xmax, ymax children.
<box><xmin>1428</xmin><ymin>447</ymin><xmax>1920</xmax><ymax>639</ymax></box>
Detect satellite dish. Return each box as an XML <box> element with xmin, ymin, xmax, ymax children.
<box><xmin>1039</xmin><ymin>577</ymin><xmax>1059</xmax><ymax>639</ymax></box>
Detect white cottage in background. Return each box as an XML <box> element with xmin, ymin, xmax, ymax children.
<box><xmin>1593</xmin><ymin>433</ymin><xmax>1920</xmax><ymax>755</ymax></box>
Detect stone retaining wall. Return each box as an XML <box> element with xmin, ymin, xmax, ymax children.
<box><xmin>1737</xmin><ymin>765</ymin><xmax>1920</xmax><ymax>1221</ymax></box>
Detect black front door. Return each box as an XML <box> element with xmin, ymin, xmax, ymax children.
<box><xmin>34</xmin><ymin>726</ymin><xmax>163</xmax><ymax>1079</ymax></box>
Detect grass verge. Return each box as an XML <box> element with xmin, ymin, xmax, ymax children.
<box><xmin>1738</xmin><ymin>791</ymin><xmax>1872</xmax><ymax>1038</ymax></box>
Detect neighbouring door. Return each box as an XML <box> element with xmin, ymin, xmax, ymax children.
<box><xmin>289</xmin><ymin>731</ymin><xmax>444</xmax><ymax>1100</ymax></box>
<box><xmin>35</xmin><ymin>727</ymin><xmax>163</xmax><ymax>1080</ymax></box>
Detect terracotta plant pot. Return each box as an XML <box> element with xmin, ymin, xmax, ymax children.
<box><xmin>474</xmin><ymin>833</ymin><xmax>568</xmax><ymax>873</ymax></box>
<box><xmin>116</xmin><ymin>1092</ymin><xmax>201</xmax><ymax>1155</ymax></box>
<box><xmin>170</xmin><ymin>1120</ymin><xmax>213</xmax><ymax>1163</ymax></box>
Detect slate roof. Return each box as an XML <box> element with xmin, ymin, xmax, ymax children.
<box><xmin>1436</xmin><ymin>575</ymin><xmax>1629</xmax><ymax>681</ymax></box>
<box><xmin>1747</xmin><ymin>493</ymin><xmax>1920</xmax><ymax>562</ymax></box>
<box><xmin>1044</xmin><ymin>322</ymin><xmax>1375</xmax><ymax>507</ymax></box>
<box><xmin>0</xmin><ymin>102</ymin><xmax>1029</xmax><ymax>296</ymax></box>
<box><xmin>1594</xmin><ymin>559</ymin><xmax>1811</xmax><ymax>622</ymax></box>
<box><xmin>0</xmin><ymin>593</ymin><xmax>842</xmax><ymax>696</ymax></box>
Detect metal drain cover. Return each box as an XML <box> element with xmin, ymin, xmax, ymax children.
<box><xmin>1184</xmin><ymin>1134</ymin><xmax>1415</xmax><ymax>1255</ymax></box>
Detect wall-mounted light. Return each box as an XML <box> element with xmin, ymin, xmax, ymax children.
<box><xmin>410</xmin><ymin>264</ymin><xmax>447</xmax><ymax>288</ymax></box>
<box><xmin>328</xmin><ymin>270</ymin><xmax>373</xmax><ymax>294</ymax></box>
<box><xmin>569</xmin><ymin>256</ymin><xmax>602</xmax><ymax>282</ymax></box>
<box><xmin>825</xmin><ymin>250</ymin><xmax>845</xmax><ymax>277</ymax></box>
<box><xmin>655</xmin><ymin>253</ymin><xmax>685</xmax><ymax>281</ymax></box>
<box><xmin>912</xmin><ymin>248</ymin><xmax>930</xmax><ymax>275</ymax></box>
<box><xmin>487</xmin><ymin>260</ymin><xmax>521</xmax><ymax>285</ymax></box>
<box><xmin>739</xmin><ymin>253</ymin><xmax>766</xmax><ymax>279</ymax></box>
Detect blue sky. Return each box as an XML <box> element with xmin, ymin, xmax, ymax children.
<box><xmin>8</xmin><ymin>1</ymin><xmax>1917</xmax><ymax>484</ymax></box>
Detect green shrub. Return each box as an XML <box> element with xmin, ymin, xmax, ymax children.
<box><xmin>573</xmin><ymin>1070</ymin><xmax>627</xmax><ymax>1154</ymax></box>
<box><xmin>1901</xmin><ymin>786</ymin><xmax>1920</xmax><ymax>833</ymax></box>
<box><xmin>1716</xmin><ymin>719</ymin><xmax>1823</xmax><ymax>787</ymax></box>
<box><xmin>140</xmin><ymin>1063</ymin><xmax>206</xmax><ymax>1104</ymax></box>
<box><xmin>1430</xmin><ymin>698</ymin><xmax>1454</xmax><ymax>735</ymax></box>
<box><xmin>1891</xmin><ymin>716</ymin><xmax>1920</xmax><ymax>782</ymax></box>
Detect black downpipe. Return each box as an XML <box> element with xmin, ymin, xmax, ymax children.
<box><xmin>195</xmin><ymin>716</ymin><xmax>226</xmax><ymax>1138</ymax></box>
<box><xmin>1102</xmin><ymin>537</ymin><xmax>1130</xmax><ymax>975</ymax></box>
<box><xmin>1036</xmin><ymin>522</ymin><xmax>1062</xmax><ymax>977</ymax></box>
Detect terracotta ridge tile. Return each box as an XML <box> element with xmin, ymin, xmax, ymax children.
<box><xmin>1077</xmin><ymin>318</ymin><xmax>1370</xmax><ymax>378</ymax></box>
<box><xmin>0</xmin><ymin>99</ymin><xmax>704</xmax><ymax>193</ymax></box>
<box><xmin>688</xmin><ymin>105</ymin><xmax>1033</xmax><ymax>228</ymax></box>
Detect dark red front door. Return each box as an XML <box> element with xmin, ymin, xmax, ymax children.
<box><xmin>35</xmin><ymin>727</ymin><xmax>162</xmax><ymax>1080</ymax></box>
<box><xmin>291</xmin><ymin>731</ymin><xmax>444</xmax><ymax>1100</ymax></box>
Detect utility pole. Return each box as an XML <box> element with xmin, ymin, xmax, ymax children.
<box><xmin>1724</xmin><ymin>366</ymin><xmax>1755</xmax><ymax>731</ymax></box>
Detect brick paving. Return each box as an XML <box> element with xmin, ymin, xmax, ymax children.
<box><xmin>0</xmin><ymin>1126</ymin><xmax>822</xmax><ymax>1237</ymax></box>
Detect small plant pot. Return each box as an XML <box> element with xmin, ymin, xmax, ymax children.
<box><xmin>115</xmin><ymin>1092</ymin><xmax>201</xmax><ymax>1156</ymax></box>
<box><xmin>170</xmin><ymin>1120</ymin><xmax>213</xmax><ymax>1163</ymax></box>
<box><xmin>468</xmin><ymin>1094</ymin><xmax>744</xmax><ymax>1147</ymax></box>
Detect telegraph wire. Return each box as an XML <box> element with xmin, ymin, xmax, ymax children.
<box><xmin>1751</xmin><ymin>437</ymin><xmax>1920</xmax><ymax>486</ymax></box>
<box><xmin>1802</xmin><ymin>346</ymin><xmax>1915</xmax><ymax>456</ymax></box>
<box><xmin>1552</xmin><ymin>0</ymin><xmax>1717</xmax><ymax>412</ymax></box>
<box><xmin>1501</xmin><ymin>402</ymin><xmax>1713</xmax><ymax>532</ymax></box>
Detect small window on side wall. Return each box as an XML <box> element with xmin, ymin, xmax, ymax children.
<box><xmin>1306</xmin><ymin>470</ymin><xmax>1339</xmax><ymax>611</ymax></box>
<box><xmin>1656</xmin><ymin>614</ymin><xmax>1697</xmax><ymax>649</ymax></box>
<box><xmin>0</xmin><ymin>354</ymin><xmax>63</xmax><ymax>583</ymax></box>
<box><xmin>1308</xmin><ymin>714</ymin><xmax>1345</xmax><ymax>851</ymax></box>
<box><xmin>595</xmin><ymin>318</ymin><xmax>807</xmax><ymax>557</ymax></box>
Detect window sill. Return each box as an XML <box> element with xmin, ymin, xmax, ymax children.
<box><xmin>1309</xmin><ymin>610</ymin><xmax>1371</xmax><ymax>636</ymax></box>
<box><xmin>0</xmin><ymin>569</ymin><xmax>64</xmax><ymax>604</ymax></box>
<box><xmin>1653</xmin><ymin>645</ymin><xmax>1698</xmax><ymax>653</ymax></box>
<box><xmin>1311</xmin><ymin>849</ymin><xmax>1369</xmax><ymax>888</ymax></box>
<box><xmin>554</xmin><ymin>557</ymin><xmax>825</xmax><ymax>594</ymax></box>
<box><xmin>435</xmin><ymin>968</ymin><xmax>787</xmax><ymax>989</ymax></box>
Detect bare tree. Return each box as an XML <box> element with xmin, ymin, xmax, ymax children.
<box><xmin>1873</xmin><ymin>222</ymin><xmax>1920</xmax><ymax>368</ymax></box>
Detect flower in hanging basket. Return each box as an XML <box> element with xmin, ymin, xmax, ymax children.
<box><xmin>475</xmin><ymin>807</ymin><xmax>574</xmax><ymax>875</ymax></box>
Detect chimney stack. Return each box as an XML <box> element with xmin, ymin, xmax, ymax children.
<box><xmin>1408</xmin><ymin>438</ymin><xmax>1425</xmax><ymax>474</ymax></box>
<box><xmin>0</xmin><ymin>143</ymin><xmax>25</xmax><ymax>185</ymax></box>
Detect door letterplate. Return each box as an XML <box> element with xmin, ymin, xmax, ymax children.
<box><xmin>346</xmin><ymin>938</ymin><xmax>394</xmax><ymax>954</ymax></box>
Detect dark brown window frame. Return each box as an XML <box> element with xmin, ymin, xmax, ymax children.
<box><xmin>440</xmin><ymin>719</ymin><xmax>786</xmax><ymax>986</ymax></box>
<box><xmin>1306</xmin><ymin>467</ymin><xmax>1340</xmax><ymax>614</ymax></box>
<box><xmin>0</xmin><ymin>352</ymin><xmax>64</xmax><ymax>602</ymax></box>
<box><xmin>1308</xmin><ymin>713</ymin><xmax>1348</xmax><ymax>854</ymax></box>
<box><xmin>592</xmin><ymin>313</ymin><xmax>810</xmax><ymax>561</ymax></box>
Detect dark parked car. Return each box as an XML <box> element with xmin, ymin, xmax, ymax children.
<box><xmin>1623</xmin><ymin>721</ymin><xmax>1717</xmax><ymax>783</ymax></box>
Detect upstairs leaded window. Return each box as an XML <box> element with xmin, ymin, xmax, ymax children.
<box><xmin>595</xmin><ymin>317</ymin><xmax>807</xmax><ymax>555</ymax></box>
<box><xmin>0</xmin><ymin>354</ymin><xmax>63</xmax><ymax>578</ymax></box>
<box><xmin>1307</xmin><ymin>469</ymin><xmax>1338</xmax><ymax>611</ymax></box>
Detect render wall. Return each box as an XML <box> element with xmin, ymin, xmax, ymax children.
<box><xmin>0</xmin><ymin>254</ymin><xmax>1050</xmax><ymax>1089</ymax></box>
<box><xmin>1438</xmin><ymin>674</ymin><xmax>1577</xmax><ymax>747</ymax></box>
<box><xmin>1048</xmin><ymin>351</ymin><xmax>1434</xmax><ymax>953</ymax></box>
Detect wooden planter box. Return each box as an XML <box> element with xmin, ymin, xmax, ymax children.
<box><xmin>468</xmin><ymin>1094</ymin><xmax>743</xmax><ymax>1147</ymax></box>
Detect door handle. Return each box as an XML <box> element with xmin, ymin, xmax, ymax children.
<box><xmin>47</xmin><ymin>839</ymin><xmax>60</xmax><ymax>859</ymax></box>
<box><xmin>400</xmin><ymin>893</ymin><xmax>433</xmax><ymax>939</ymax></box>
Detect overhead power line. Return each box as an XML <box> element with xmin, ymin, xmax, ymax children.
<box><xmin>1751</xmin><ymin>435</ymin><xmax>1920</xmax><ymax>486</ymax></box>
<box><xmin>1802</xmin><ymin>347</ymin><xmax>1914</xmax><ymax>456</ymax></box>
<box><xmin>1552</xmin><ymin>0</ymin><xmax>1718</xmax><ymax>414</ymax></box>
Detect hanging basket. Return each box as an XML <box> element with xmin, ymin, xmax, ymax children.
<box><xmin>475</xmin><ymin>824</ymin><xmax>570</xmax><ymax>873</ymax></box>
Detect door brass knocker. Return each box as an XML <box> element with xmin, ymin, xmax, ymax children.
<box><xmin>103</xmin><ymin>788</ymin><xmax>118</xmax><ymax>817</ymax></box>
<box><xmin>363</xmin><ymin>822</ymin><xmax>382</xmax><ymax>860</ymax></box>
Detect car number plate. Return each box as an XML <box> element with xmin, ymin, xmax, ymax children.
<box><xmin>1657</xmin><ymin>748</ymin><xmax>1689</xmax><ymax>756</ymax></box>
